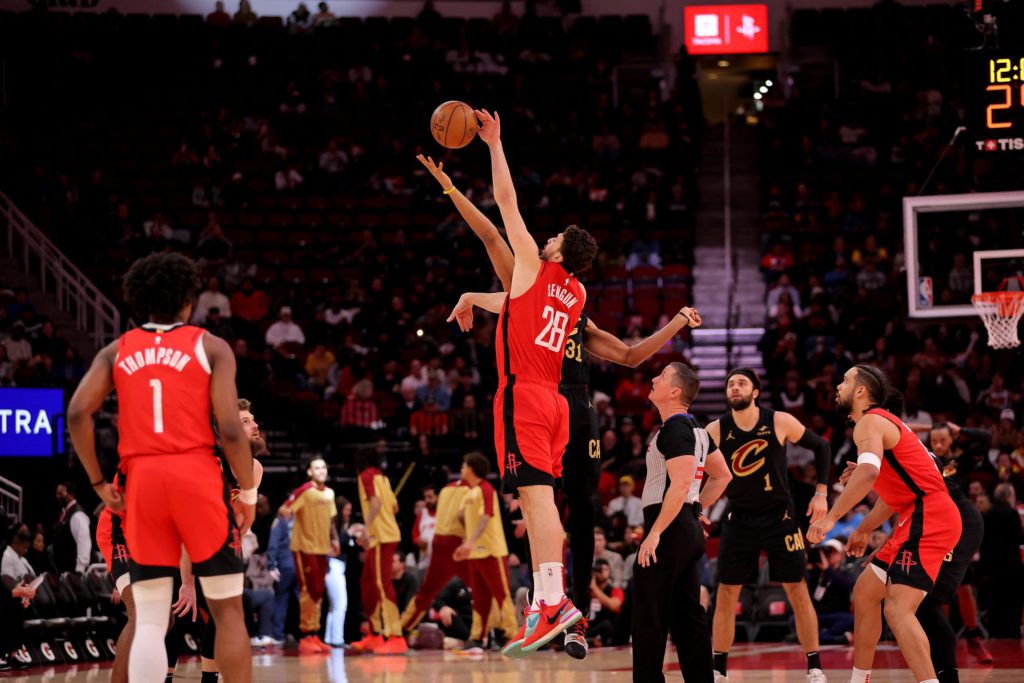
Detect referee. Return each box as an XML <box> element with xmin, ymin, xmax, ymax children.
<box><xmin>633</xmin><ymin>363</ymin><xmax>732</xmax><ymax>683</ymax></box>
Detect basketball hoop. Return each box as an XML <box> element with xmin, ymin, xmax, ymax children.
<box><xmin>972</xmin><ymin>292</ymin><xmax>1024</xmax><ymax>349</ymax></box>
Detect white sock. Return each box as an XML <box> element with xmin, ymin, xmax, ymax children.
<box><xmin>850</xmin><ymin>668</ymin><xmax>871</xmax><ymax>683</ymax></box>
<box><xmin>129</xmin><ymin>577</ymin><xmax>173</xmax><ymax>683</ymax></box>
<box><xmin>919</xmin><ymin>680</ymin><xmax>939</xmax><ymax>683</ymax></box>
<box><xmin>531</xmin><ymin>572</ymin><xmax>541</xmax><ymax>610</ymax></box>
<box><xmin>539</xmin><ymin>562</ymin><xmax>565</xmax><ymax>605</ymax></box>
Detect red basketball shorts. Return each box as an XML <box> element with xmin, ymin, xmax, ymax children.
<box><xmin>96</xmin><ymin>507</ymin><xmax>131</xmax><ymax>581</ymax></box>
<box><xmin>872</xmin><ymin>492</ymin><xmax>962</xmax><ymax>592</ymax></box>
<box><xmin>121</xmin><ymin>453</ymin><xmax>244</xmax><ymax>581</ymax></box>
<box><xmin>493</xmin><ymin>378</ymin><xmax>569</xmax><ymax>491</ymax></box>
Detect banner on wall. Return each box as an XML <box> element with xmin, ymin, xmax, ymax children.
<box><xmin>684</xmin><ymin>4</ymin><xmax>769</xmax><ymax>55</ymax></box>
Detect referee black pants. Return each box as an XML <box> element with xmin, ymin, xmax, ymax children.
<box><xmin>632</xmin><ymin>504</ymin><xmax>712</xmax><ymax>683</ymax></box>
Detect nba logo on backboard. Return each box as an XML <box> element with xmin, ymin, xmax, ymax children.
<box><xmin>694</xmin><ymin>14</ymin><xmax>719</xmax><ymax>38</ymax></box>
<box><xmin>918</xmin><ymin>277</ymin><xmax>933</xmax><ymax>308</ymax></box>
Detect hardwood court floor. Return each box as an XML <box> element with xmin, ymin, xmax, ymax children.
<box><xmin>7</xmin><ymin>640</ymin><xmax>1024</xmax><ymax>682</ymax></box>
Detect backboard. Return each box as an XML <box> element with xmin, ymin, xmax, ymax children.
<box><xmin>903</xmin><ymin>191</ymin><xmax>1024</xmax><ymax>319</ymax></box>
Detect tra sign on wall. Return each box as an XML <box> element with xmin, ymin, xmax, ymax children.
<box><xmin>0</xmin><ymin>389</ymin><xmax>64</xmax><ymax>457</ymax></box>
<box><xmin>684</xmin><ymin>4</ymin><xmax>769</xmax><ymax>55</ymax></box>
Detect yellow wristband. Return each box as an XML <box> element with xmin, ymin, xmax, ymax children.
<box><xmin>443</xmin><ymin>186</ymin><xmax>456</xmax><ymax>195</ymax></box>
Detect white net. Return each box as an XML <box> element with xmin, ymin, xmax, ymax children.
<box><xmin>972</xmin><ymin>293</ymin><xmax>1024</xmax><ymax>349</ymax></box>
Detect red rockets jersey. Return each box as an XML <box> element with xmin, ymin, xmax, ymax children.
<box><xmin>496</xmin><ymin>261</ymin><xmax>585</xmax><ymax>385</ymax></box>
<box><xmin>113</xmin><ymin>323</ymin><xmax>215</xmax><ymax>462</ymax></box>
<box><xmin>866</xmin><ymin>408</ymin><xmax>950</xmax><ymax>511</ymax></box>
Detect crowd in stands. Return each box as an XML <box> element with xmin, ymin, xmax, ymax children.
<box><xmin>756</xmin><ymin>0</ymin><xmax>1024</xmax><ymax>646</ymax></box>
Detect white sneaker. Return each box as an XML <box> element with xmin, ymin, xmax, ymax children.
<box><xmin>806</xmin><ymin>668</ymin><xmax>827</xmax><ymax>683</ymax></box>
<box><xmin>714</xmin><ymin>672</ymin><xmax>729</xmax><ymax>683</ymax></box>
<box><xmin>249</xmin><ymin>636</ymin><xmax>267</xmax><ymax>647</ymax></box>
<box><xmin>264</xmin><ymin>636</ymin><xmax>285</xmax><ymax>646</ymax></box>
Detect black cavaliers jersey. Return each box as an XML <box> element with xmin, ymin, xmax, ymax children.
<box><xmin>560</xmin><ymin>312</ymin><xmax>590</xmax><ymax>388</ymax></box>
<box><xmin>719</xmin><ymin>407</ymin><xmax>792</xmax><ymax>521</ymax></box>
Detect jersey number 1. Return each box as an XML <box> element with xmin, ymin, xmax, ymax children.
<box><xmin>534</xmin><ymin>305</ymin><xmax>569</xmax><ymax>352</ymax></box>
<box><xmin>149</xmin><ymin>379</ymin><xmax>164</xmax><ymax>434</ymax></box>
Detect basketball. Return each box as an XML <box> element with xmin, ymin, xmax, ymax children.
<box><xmin>430</xmin><ymin>100</ymin><xmax>477</xmax><ymax>149</ymax></box>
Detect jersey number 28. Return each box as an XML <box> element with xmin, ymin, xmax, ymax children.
<box><xmin>534</xmin><ymin>305</ymin><xmax>569</xmax><ymax>352</ymax></box>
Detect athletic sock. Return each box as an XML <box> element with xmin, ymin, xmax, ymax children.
<box><xmin>201</xmin><ymin>673</ymin><xmax>220</xmax><ymax>683</ymax></box>
<box><xmin>531</xmin><ymin>572</ymin><xmax>542</xmax><ymax>610</ymax></box>
<box><xmin>165</xmin><ymin>676</ymin><xmax>174</xmax><ymax>683</ymax></box>
<box><xmin>539</xmin><ymin>562</ymin><xmax>565</xmax><ymax>605</ymax></box>
<box><xmin>713</xmin><ymin>651</ymin><xmax>728</xmax><ymax>675</ymax></box>
<box><xmin>807</xmin><ymin>651</ymin><xmax>822</xmax><ymax>671</ymax></box>
<box><xmin>937</xmin><ymin>669</ymin><xmax>960</xmax><ymax>683</ymax></box>
<box><xmin>850</xmin><ymin>667</ymin><xmax>871</xmax><ymax>683</ymax></box>
<box><xmin>919</xmin><ymin>679</ymin><xmax>939</xmax><ymax>683</ymax></box>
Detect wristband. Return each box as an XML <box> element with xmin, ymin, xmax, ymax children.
<box><xmin>814</xmin><ymin>492</ymin><xmax>828</xmax><ymax>497</ymax></box>
<box><xmin>443</xmin><ymin>186</ymin><xmax>456</xmax><ymax>195</ymax></box>
<box><xmin>676</xmin><ymin>310</ymin><xmax>690</xmax><ymax>323</ymax></box>
<box><xmin>237</xmin><ymin>487</ymin><xmax>258</xmax><ymax>505</ymax></box>
<box><xmin>90</xmin><ymin>477</ymin><xmax>107</xmax><ymax>488</ymax></box>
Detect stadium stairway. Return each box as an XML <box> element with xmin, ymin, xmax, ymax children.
<box><xmin>690</xmin><ymin>121</ymin><xmax>766</xmax><ymax>417</ymax></box>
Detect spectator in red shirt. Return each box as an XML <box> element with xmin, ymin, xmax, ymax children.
<box><xmin>760</xmin><ymin>242</ymin><xmax>794</xmax><ymax>280</ymax></box>
<box><xmin>207</xmin><ymin>0</ymin><xmax>231</xmax><ymax>26</ymax></box>
<box><xmin>614</xmin><ymin>371</ymin><xmax>649</xmax><ymax>416</ymax></box>
<box><xmin>587</xmin><ymin>559</ymin><xmax>625</xmax><ymax>646</ymax></box>
<box><xmin>410</xmin><ymin>398</ymin><xmax>449</xmax><ymax>437</ymax></box>
<box><xmin>340</xmin><ymin>379</ymin><xmax>379</xmax><ymax>435</ymax></box>
<box><xmin>231</xmin><ymin>278</ymin><xmax>271</xmax><ymax>323</ymax></box>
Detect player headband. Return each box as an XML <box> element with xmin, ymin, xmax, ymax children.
<box><xmin>726</xmin><ymin>368</ymin><xmax>762</xmax><ymax>394</ymax></box>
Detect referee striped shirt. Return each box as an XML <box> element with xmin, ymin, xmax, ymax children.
<box><xmin>642</xmin><ymin>413</ymin><xmax>716</xmax><ymax>510</ymax></box>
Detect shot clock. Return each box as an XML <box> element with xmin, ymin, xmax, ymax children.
<box><xmin>967</xmin><ymin>52</ymin><xmax>1024</xmax><ymax>153</ymax></box>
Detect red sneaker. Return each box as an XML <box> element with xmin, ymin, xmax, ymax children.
<box><xmin>313</xmin><ymin>636</ymin><xmax>333</xmax><ymax>652</ymax></box>
<box><xmin>501</xmin><ymin>607</ymin><xmax>540</xmax><ymax>659</ymax></box>
<box><xmin>520</xmin><ymin>596</ymin><xmax>581</xmax><ymax>653</ymax></box>
<box><xmin>968</xmin><ymin>637</ymin><xmax>993</xmax><ymax>664</ymax></box>
<box><xmin>373</xmin><ymin>636</ymin><xmax>409</xmax><ymax>656</ymax></box>
<box><xmin>351</xmin><ymin>633</ymin><xmax>386</xmax><ymax>652</ymax></box>
<box><xmin>299</xmin><ymin>635</ymin><xmax>325</xmax><ymax>654</ymax></box>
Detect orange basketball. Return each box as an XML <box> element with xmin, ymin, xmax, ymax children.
<box><xmin>430</xmin><ymin>100</ymin><xmax>477</xmax><ymax>149</ymax></box>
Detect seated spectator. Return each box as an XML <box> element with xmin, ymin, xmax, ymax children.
<box><xmin>27</xmin><ymin>531</ymin><xmax>53</xmax><ymax>576</ymax></box>
<box><xmin>767</xmin><ymin>273</ymin><xmax>802</xmax><ymax>315</ymax></box>
<box><xmin>207</xmin><ymin>0</ymin><xmax>231</xmax><ymax>26</ymax></box>
<box><xmin>319</xmin><ymin>140</ymin><xmax>349</xmax><ymax>176</ymax></box>
<box><xmin>289</xmin><ymin>3</ymin><xmax>312</xmax><ymax>31</ymax></box>
<box><xmin>854</xmin><ymin>258</ymin><xmax>886</xmax><ymax>290</ymax></box>
<box><xmin>275</xmin><ymin>162</ymin><xmax>305</xmax><ymax>191</ymax></box>
<box><xmin>410</xmin><ymin>398</ymin><xmax>449</xmax><ymax>438</ymax></box>
<box><xmin>415</xmin><ymin>374</ymin><xmax>451</xmax><ymax>411</ymax></box>
<box><xmin>192</xmin><ymin>276</ymin><xmax>231</xmax><ymax>325</ymax></box>
<box><xmin>265</xmin><ymin>306</ymin><xmax>306</xmax><ymax>349</ymax></box>
<box><xmin>423</xmin><ymin>576</ymin><xmax>474</xmax><ymax>642</ymax></box>
<box><xmin>243</xmin><ymin>552</ymin><xmax>277</xmax><ymax>647</ymax></box>
<box><xmin>6</xmin><ymin>289</ymin><xmax>35</xmax><ymax>323</ymax></box>
<box><xmin>606</xmin><ymin>476</ymin><xmax>644</xmax><ymax>528</ymax></box>
<box><xmin>593</xmin><ymin>527</ymin><xmax>625</xmax><ymax>588</ymax></box>
<box><xmin>231</xmin><ymin>278</ymin><xmax>271</xmax><ymax>326</ymax></box>
<box><xmin>203</xmin><ymin>307</ymin><xmax>234</xmax><ymax>341</ymax></box>
<box><xmin>312</xmin><ymin>2</ymin><xmax>337</xmax><ymax>27</ymax></box>
<box><xmin>586</xmin><ymin>559</ymin><xmax>625</xmax><ymax>646</ymax></box>
<box><xmin>806</xmin><ymin>541</ymin><xmax>855</xmax><ymax>645</ymax></box>
<box><xmin>305</xmin><ymin>344</ymin><xmax>336</xmax><ymax>393</ymax></box>
<box><xmin>761</xmin><ymin>242</ymin><xmax>794</xmax><ymax>279</ymax></box>
<box><xmin>1</xmin><ymin>525</ymin><xmax>34</xmax><ymax>579</ymax></box>
<box><xmin>2</xmin><ymin>323</ymin><xmax>32</xmax><ymax>366</ymax></box>
<box><xmin>340</xmin><ymin>379</ymin><xmax>379</xmax><ymax>433</ymax></box>
<box><xmin>234</xmin><ymin>0</ymin><xmax>258</xmax><ymax>26</ymax></box>
<box><xmin>391</xmin><ymin>551</ymin><xmax>419</xmax><ymax>613</ymax></box>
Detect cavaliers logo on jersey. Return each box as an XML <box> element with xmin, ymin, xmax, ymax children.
<box><xmin>730</xmin><ymin>439</ymin><xmax>770</xmax><ymax>476</ymax></box>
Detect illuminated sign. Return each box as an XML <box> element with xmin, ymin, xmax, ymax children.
<box><xmin>0</xmin><ymin>389</ymin><xmax>64</xmax><ymax>457</ymax></box>
<box><xmin>684</xmin><ymin>5</ymin><xmax>769</xmax><ymax>55</ymax></box>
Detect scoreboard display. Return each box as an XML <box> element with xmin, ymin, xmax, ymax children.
<box><xmin>967</xmin><ymin>52</ymin><xmax>1024</xmax><ymax>154</ymax></box>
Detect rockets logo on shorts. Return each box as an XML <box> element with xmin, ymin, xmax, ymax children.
<box><xmin>506</xmin><ymin>453</ymin><xmax>520</xmax><ymax>477</ymax></box>
<box><xmin>895</xmin><ymin>549</ymin><xmax>918</xmax><ymax>574</ymax></box>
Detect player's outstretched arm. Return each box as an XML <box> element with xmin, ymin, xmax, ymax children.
<box><xmin>416</xmin><ymin>154</ymin><xmax>514</xmax><ymax>290</ymax></box>
<box><xmin>447</xmin><ymin>291</ymin><xmax>507</xmax><ymax>331</ymax></box>
<box><xmin>474</xmin><ymin>109</ymin><xmax>541</xmax><ymax>288</ymax></box>
<box><xmin>807</xmin><ymin>416</ymin><xmax>883</xmax><ymax>544</ymax></box>
<box><xmin>68</xmin><ymin>342</ymin><xmax>123</xmax><ymax>512</ymax></box>
<box><xmin>205</xmin><ymin>334</ymin><xmax>256</xmax><ymax>532</ymax></box>
<box><xmin>584</xmin><ymin>307</ymin><xmax>701</xmax><ymax>368</ymax></box>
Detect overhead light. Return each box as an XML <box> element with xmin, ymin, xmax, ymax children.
<box><xmin>765</xmin><ymin>79</ymin><xmax>774</xmax><ymax>87</ymax></box>
<box><xmin>717</xmin><ymin>60</ymin><xmax>730</xmax><ymax>68</ymax></box>
<box><xmin>753</xmin><ymin>92</ymin><xmax>763</xmax><ymax>100</ymax></box>
<box><xmin>759</xmin><ymin>86</ymin><xmax>768</xmax><ymax>94</ymax></box>
<box><xmin>416</xmin><ymin>329</ymin><xmax>424</xmax><ymax>337</ymax></box>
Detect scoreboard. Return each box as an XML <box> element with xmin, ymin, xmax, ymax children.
<box><xmin>966</xmin><ymin>52</ymin><xmax>1024</xmax><ymax>154</ymax></box>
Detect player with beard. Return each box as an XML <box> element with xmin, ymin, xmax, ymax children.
<box><xmin>808</xmin><ymin>365</ymin><xmax>960</xmax><ymax>683</ymax></box>
<box><xmin>705</xmin><ymin>369</ymin><xmax>832</xmax><ymax>683</ymax></box>
<box><xmin>419</xmin><ymin>151</ymin><xmax>701</xmax><ymax>660</ymax></box>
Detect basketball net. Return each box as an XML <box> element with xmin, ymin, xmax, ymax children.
<box><xmin>972</xmin><ymin>292</ymin><xmax>1024</xmax><ymax>349</ymax></box>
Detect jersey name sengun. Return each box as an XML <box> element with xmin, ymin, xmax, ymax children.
<box><xmin>547</xmin><ymin>284</ymin><xmax>579</xmax><ymax>309</ymax></box>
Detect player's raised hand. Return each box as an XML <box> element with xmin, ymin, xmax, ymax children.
<box><xmin>838</xmin><ymin>461</ymin><xmax>858</xmax><ymax>486</ymax></box>
<box><xmin>680</xmin><ymin>307</ymin><xmax>702</xmax><ymax>328</ymax></box>
<box><xmin>806</xmin><ymin>517</ymin><xmax>835</xmax><ymax>545</ymax></box>
<box><xmin>415</xmin><ymin>154</ymin><xmax>454</xmax><ymax>191</ymax></box>
<box><xmin>447</xmin><ymin>294</ymin><xmax>475</xmax><ymax>332</ymax></box>
<box><xmin>474</xmin><ymin>109</ymin><xmax>501</xmax><ymax>145</ymax></box>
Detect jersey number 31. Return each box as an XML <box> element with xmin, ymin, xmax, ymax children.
<box><xmin>534</xmin><ymin>305</ymin><xmax>569</xmax><ymax>352</ymax></box>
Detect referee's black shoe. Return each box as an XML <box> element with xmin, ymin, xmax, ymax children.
<box><xmin>563</xmin><ymin>618</ymin><xmax>589</xmax><ymax>659</ymax></box>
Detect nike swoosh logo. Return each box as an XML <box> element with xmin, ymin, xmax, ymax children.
<box><xmin>546</xmin><ymin>611</ymin><xmax>562</xmax><ymax>625</ymax></box>
<box><xmin>898</xmin><ymin>517</ymin><xmax>908</xmax><ymax>527</ymax></box>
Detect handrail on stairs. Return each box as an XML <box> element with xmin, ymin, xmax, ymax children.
<box><xmin>0</xmin><ymin>192</ymin><xmax>121</xmax><ymax>349</ymax></box>
<box><xmin>0</xmin><ymin>475</ymin><xmax>23</xmax><ymax>525</ymax></box>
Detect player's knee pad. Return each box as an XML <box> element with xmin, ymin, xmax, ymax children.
<box><xmin>198</xmin><ymin>573</ymin><xmax>244</xmax><ymax>600</ymax></box>
<box><xmin>131</xmin><ymin>577</ymin><xmax>173</xmax><ymax>628</ymax></box>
